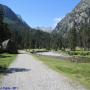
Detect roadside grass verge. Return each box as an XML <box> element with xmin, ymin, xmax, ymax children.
<box><xmin>0</xmin><ymin>53</ymin><xmax>17</xmax><ymax>77</ymax></box>
<box><xmin>35</xmin><ymin>55</ymin><xmax>90</xmax><ymax>89</ymax></box>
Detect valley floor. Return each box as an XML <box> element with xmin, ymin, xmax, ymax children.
<box><xmin>0</xmin><ymin>51</ymin><xmax>87</xmax><ymax>90</ymax></box>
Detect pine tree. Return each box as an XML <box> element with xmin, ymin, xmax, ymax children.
<box><xmin>68</xmin><ymin>27</ymin><xmax>77</xmax><ymax>51</ymax></box>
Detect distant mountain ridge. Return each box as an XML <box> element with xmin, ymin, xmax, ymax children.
<box><xmin>35</xmin><ymin>27</ymin><xmax>53</xmax><ymax>32</ymax></box>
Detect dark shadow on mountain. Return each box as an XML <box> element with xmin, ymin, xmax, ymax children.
<box><xmin>0</xmin><ymin>66</ymin><xmax>30</xmax><ymax>75</ymax></box>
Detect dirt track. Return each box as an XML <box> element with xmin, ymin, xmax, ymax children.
<box><xmin>0</xmin><ymin>51</ymin><xmax>86</xmax><ymax>90</ymax></box>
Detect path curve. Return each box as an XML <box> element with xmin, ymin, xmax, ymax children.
<box><xmin>0</xmin><ymin>51</ymin><xmax>87</xmax><ymax>90</ymax></box>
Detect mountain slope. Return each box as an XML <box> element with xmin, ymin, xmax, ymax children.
<box><xmin>2</xmin><ymin>4</ymin><xmax>30</xmax><ymax>30</ymax></box>
<box><xmin>53</xmin><ymin>0</ymin><xmax>90</xmax><ymax>50</ymax></box>
<box><xmin>0</xmin><ymin>4</ymin><xmax>32</xmax><ymax>49</ymax></box>
<box><xmin>54</xmin><ymin>0</ymin><xmax>90</xmax><ymax>33</ymax></box>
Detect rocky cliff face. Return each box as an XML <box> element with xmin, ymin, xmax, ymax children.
<box><xmin>54</xmin><ymin>0</ymin><xmax>90</xmax><ymax>34</ymax></box>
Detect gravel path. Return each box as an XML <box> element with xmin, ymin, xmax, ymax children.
<box><xmin>36</xmin><ymin>51</ymin><xmax>74</xmax><ymax>61</ymax></box>
<box><xmin>36</xmin><ymin>51</ymin><xmax>69</xmax><ymax>57</ymax></box>
<box><xmin>0</xmin><ymin>51</ymin><xmax>87</xmax><ymax>90</ymax></box>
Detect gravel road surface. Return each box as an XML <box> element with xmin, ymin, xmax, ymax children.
<box><xmin>0</xmin><ymin>51</ymin><xmax>87</xmax><ymax>90</ymax></box>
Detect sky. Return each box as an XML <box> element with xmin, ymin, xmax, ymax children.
<box><xmin>0</xmin><ymin>0</ymin><xmax>80</xmax><ymax>28</ymax></box>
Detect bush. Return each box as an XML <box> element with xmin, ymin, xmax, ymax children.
<box><xmin>67</xmin><ymin>51</ymin><xmax>90</xmax><ymax>56</ymax></box>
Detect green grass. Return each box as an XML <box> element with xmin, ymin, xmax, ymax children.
<box><xmin>0</xmin><ymin>53</ymin><xmax>17</xmax><ymax>68</ymax></box>
<box><xmin>0</xmin><ymin>53</ymin><xmax>17</xmax><ymax>78</ymax></box>
<box><xmin>65</xmin><ymin>50</ymin><xmax>90</xmax><ymax>56</ymax></box>
<box><xmin>35</xmin><ymin>55</ymin><xmax>90</xmax><ymax>89</ymax></box>
<box><xmin>56</xmin><ymin>49</ymin><xmax>90</xmax><ymax>57</ymax></box>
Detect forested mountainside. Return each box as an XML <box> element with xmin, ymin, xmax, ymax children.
<box><xmin>0</xmin><ymin>0</ymin><xmax>90</xmax><ymax>52</ymax></box>
<box><xmin>0</xmin><ymin>4</ymin><xmax>51</xmax><ymax>50</ymax></box>
<box><xmin>0</xmin><ymin>4</ymin><xmax>32</xmax><ymax>49</ymax></box>
<box><xmin>53</xmin><ymin>0</ymin><xmax>90</xmax><ymax>50</ymax></box>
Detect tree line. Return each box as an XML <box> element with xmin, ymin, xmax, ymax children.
<box><xmin>52</xmin><ymin>23</ymin><xmax>90</xmax><ymax>51</ymax></box>
<box><xmin>0</xmin><ymin>22</ymin><xmax>90</xmax><ymax>52</ymax></box>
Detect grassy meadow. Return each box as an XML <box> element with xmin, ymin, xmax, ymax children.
<box><xmin>35</xmin><ymin>55</ymin><xmax>90</xmax><ymax>89</ymax></box>
<box><xmin>0</xmin><ymin>53</ymin><xmax>17</xmax><ymax>77</ymax></box>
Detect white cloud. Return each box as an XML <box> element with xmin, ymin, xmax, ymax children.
<box><xmin>53</xmin><ymin>17</ymin><xmax>63</xmax><ymax>28</ymax></box>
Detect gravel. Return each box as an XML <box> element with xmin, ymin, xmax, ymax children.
<box><xmin>0</xmin><ymin>51</ymin><xmax>87</xmax><ymax>90</ymax></box>
<box><xmin>36</xmin><ymin>51</ymin><xmax>70</xmax><ymax>57</ymax></box>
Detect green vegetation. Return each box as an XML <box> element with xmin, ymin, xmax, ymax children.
<box><xmin>0</xmin><ymin>4</ymin><xmax>90</xmax><ymax>53</ymax></box>
<box><xmin>0</xmin><ymin>54</ymin><xmax>16</xmax><ymax>67</ymax></box>
<box><xmin>68</xmin><ymin>27</ymin><xmax>77</xmax><ymax>51</ymax></box>
<box><xmin>66</xmin><ymin>51</ymin><xmax>90</xmax><ymax>56</ymax></box>
<box><xmin>62</xmin><ymin>50</ymin><xmax>90</xmax><ymax>63</ymax></box>
<box><xmin>51</xmin><ymin>24</ymin><xmax>90</xmax><ymax>51</ymax></box>
<box><xmin>0</xmin><ymin>5</ymin><xmax>11</xmax><ymax>44</ymax></box>
<box><xmin>0</xmin><ymin>53</ymin><xmax>16</xmax><ymax>78</ymax></box>
<box><xmin>35</xmin><ymin>55</ymin><xmax>90</xmax><ymax>89</ymax></box>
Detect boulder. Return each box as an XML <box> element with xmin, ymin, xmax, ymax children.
<box><xmin>1</xmin><ymin>39</ymin><xmax>18</xmax><ymax>54</ymax></box>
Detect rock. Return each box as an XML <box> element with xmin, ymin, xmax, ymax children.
<box><xmin>54</xmin><ymin>0</ymin><xmax>90</xmax><ymax>34</ymax></box>
<box><xmin>1</xmin><ymin>39</ymin><xmax>18</xmax><ymax>54</ymax></box>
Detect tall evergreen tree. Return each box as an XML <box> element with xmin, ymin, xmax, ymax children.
<box><xmin>68</xmin><ymin>27</ymin><xmax>77</xmax><ymax>51</ymax></box>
